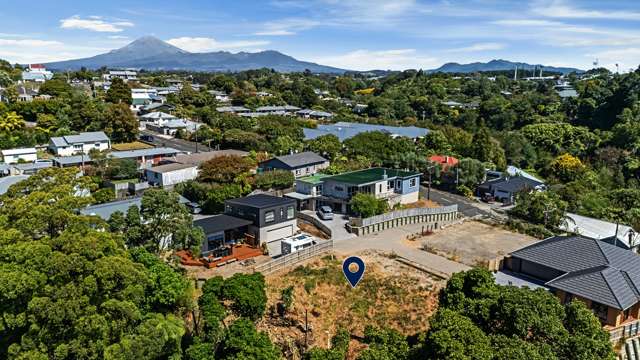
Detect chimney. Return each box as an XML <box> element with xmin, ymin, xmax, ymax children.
<box><xmin>382</xmin><ymin>169</ymin><xmax>388</xmax><ymax>180</ymax></box>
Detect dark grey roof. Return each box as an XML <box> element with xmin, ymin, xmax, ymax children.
<box><xmin>266</xmin><ymin>151</ymin><xmax>327</xmax><ymax>169</ymax></box>
<box><xmin>511</xmin><ymin>235</ymin><xmax>640</xmax><ymax>309</ymax></box>
<box><xmin>480</xmin><ymin>176</ymin><xmax>543</xmax><ymax>193</ymax></box>
<box><xmin>225</xmin><ymin>194</ymin><xmax>295</xmax><ymax>209</ymax></box>
<box><xmin>80</xmin><ymin>195</ymin><xmax>189</xmax><ymax>220</ymax></box>
<box><xmin>193</xmin><ymin>214</ymin><xmax>253</xmax><ymax>234</ymax></box>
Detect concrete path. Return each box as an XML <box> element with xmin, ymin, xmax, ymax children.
<box><xmin>333</xmin><ymin>222</ymin><xmax>470</xmax><ymax>276</ymax></box>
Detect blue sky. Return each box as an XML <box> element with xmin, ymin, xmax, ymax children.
<box><xmin>1</xmin><ymin>0</ymin><xmax>639</xmax><ymax>71</ymax></box>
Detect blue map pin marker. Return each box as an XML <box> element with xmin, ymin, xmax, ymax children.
<box><xmin>342</xmin><ymin>256</ymin><xmax>365</xmax><ymax>288</ymax></box>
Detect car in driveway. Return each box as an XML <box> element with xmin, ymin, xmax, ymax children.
<box><xmin>317</xmin><ymin>205</ymin><xmax>334</xmax><ymax>220</ymax></box>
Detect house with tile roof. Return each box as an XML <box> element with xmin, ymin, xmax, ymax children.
<box><xmin>502</xmin><ymin>235</ymin><xmax>640</xmax><ymax>330</ymax></box>
<box><xmin>259</xmin><ymin>151</ymin><xmax>329</xmax><ymax>178</ymax></box>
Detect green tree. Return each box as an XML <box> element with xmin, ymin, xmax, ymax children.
<box><xmin>254</xmin><ymin>170</ymin><xmax>295</xmax><ymax>190</ymax></box>
<box><xmin>104</xmin><ymin>103</ymin><xmax>139</xmax><ymax>143</ymax></box>
<box><xmin>38</xmin><ymin>79</ymin><xmax>73</xmax><ymax>98</ymax></box>
<box><xmin>198</xmin><ymin>155</ymin><xmax>253</xmax><ymax>183</ymax></box>
<box><xmin>306</xmin><ymin>134</ymin><xmax>342</xmax><ymax>160</ymax></box>
<box><xmin>0</xmin><ymin>111</ymin><xmax>25</xmax><ymax>132</ymax></box>
<box><xmin>216</xmin><ymin>318</ymin><xmax>281</xmax><ymax>360</ymax></box>
<box><xmin>105</xmin><ymin>77</ymin><xmax>132</xmax><ymax>105</ymax></box>
<box><xmin>140</xmin><ymin>189</ymin><xmax>194</xmax><ymax>252</ymax></box>
<box><xmin>350</xmin><ymin>193</ymin><xmax>388</xmax><ymax>218</ymax></box>
<box><xmin>221</xmin><ymin>273</ymin><xmax>267</xmax><ymax>320</ymax></box>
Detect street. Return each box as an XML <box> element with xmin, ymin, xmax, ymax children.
<box><xmin>420</xmin><ymin>186</ymin><xmax>491</xmax><ymax>218</ymax></box>
<box><xmin>140</xmin><ymin>130</ymin><xmax>212</xmax><ymax>153</ymax></box>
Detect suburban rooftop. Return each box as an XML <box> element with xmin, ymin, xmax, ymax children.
<box><xmin>226</xmin><ymin>194</ymin><xmax>296</xmax><ymax>209</ymax></box>
<box><xmin>325</xmin><ymin>167</ymin><xmax>420</xmax><ymax>185</ymax></box>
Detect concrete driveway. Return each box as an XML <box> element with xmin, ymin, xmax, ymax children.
<box><xmin>300</xmin><ymin>210</ymin><xmax>355</xmax><ymax>241</ymax></box>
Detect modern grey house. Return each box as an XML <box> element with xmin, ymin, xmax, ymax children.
<box><xmin>259</xmin><ymin>152</ymin><xmax>329</xmax><ymax>178</ymax></box>
<box><xmin>502</xmin><ymin>235</ymin><xmax>640</xmax><ymax>331</ymax></box>
<box><xmin>194</xmin><ymin>214</ymin><xmax>253</xmax><ymax>257</ymax></box>
<box><xmin>223</xmin><ymin>194</ymin><xmax>298</xmax><ymax>245</ymax></box>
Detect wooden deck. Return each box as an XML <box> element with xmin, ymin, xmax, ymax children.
<box><xmin>177</xmin><ymin>245</ymin><xmax>263</xmax><ymax>269</ymax></box>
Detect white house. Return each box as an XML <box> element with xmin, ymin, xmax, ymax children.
<box><xmin>1</xmin><ymin>148</ymin><xmax>37</xmax><ymax>164</ymax></box>
<box><xmin>22</xmin><ymin>64</ymin><xmax>53</xmax><ymax>83</ymax></box>
<box><xmin>145</xmin><ymin>163</ymin><xmax>198</xmax><ymax>188</ymax></box>
<box><xmin>49</xmin><ymin>131</ymin><xmax>111</xmax><ymax>156</ymax></box>
<box><xmin>103</xmin><ymin>70</ymin><xmax>138</xmax><ymax>82</ymax></box>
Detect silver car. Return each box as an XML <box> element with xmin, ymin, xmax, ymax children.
<box><xmin>317</xmin><ymin>205</ymin><xmax>334</xmax><ymax>220</ymax></box>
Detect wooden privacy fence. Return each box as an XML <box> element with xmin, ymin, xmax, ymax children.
<box><xmin>347</xmin><ymin>205</ymin><xmax>459</xmax><ymax>236</ymax></box>
<box><xmin>254</xmin><ymin>240</ymin><xmax>334</xmax><ymax>275</ymax></box>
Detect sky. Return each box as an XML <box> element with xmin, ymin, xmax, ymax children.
<box><xmin>0</xmin><ymin>0</ymin><xmax>639</xmax><ymax>72</ymax></box>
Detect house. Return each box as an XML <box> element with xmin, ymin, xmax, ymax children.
<box><xmin>146</xmin><ymin>118</ymin><xmax>202</xmax><ymax>136</ymax></box>
<box><xmin>49</xmin><ymin>131</ymin><xmax>111</xmax><ymax>156</ymax></box>
<box><xmin>501</xmin><ymin>235</ymin><xmax>640</xmax><ymax>331</ymax></box>
<box><xmin>429</xmin><ymin>155</ymin><xmax>459</xmax><ymax>172</ymax></box>
<box><xmin>288</xmin><ymin>168</ymin><xmax>421</xmax><ymax>213</ymax></box>
<box><xmin>208</xmin><ymin>90</ymin><xmax>230</xmax><ymax>102</ymax></box>
<box><xmin>80</xmin><ymin>195</ymin><xmax>189</xmax><ymax>220</ymax></box>
<box><xmin>1</xmin><ymin>148</ymin><xmax>38</xmax><ymax>164</ymax></box>
<box><xmin>259</xmin><ymin>152</ymin><xmax>329</xmax><ymax>178</ymax></box>
<box><xmin>53</xmin><ymin>147</ymin><xmax>182</xmax><ymax>169</ymax></box>
<box><xmin>0</xmin><ymin>163</ymin><xmax>10</xmax><ymax>177</ymax></box>
<box><xmin>255</xmin><ymin>105</ymin><xmax>300</xmax><ymax>115</ymax></box>
<box><xmin>139</xmin><ymin>111</ymin><xmax>177</xmax><ymax>122</ymax></box>
<box><xmin>224</xmin><ymin>194</ymin><xmax>298</xmax><ymax>246</ymax></box>
<box><xmin>16</xmin><ymin>86</ymin><xmax>38</xmax><ymax>102</ymax></box>
<box><xmin>139</xmin><ymin>103</ymin><xmax>175</xmax><ymax>114</ymax></box>
<box><xmin>216</xmin><ymin>106</ymin><xmax>249</xmax><ymax>114</ymax></box>
<box><xmin>477</xmin><ymin>175</ymin><xmax>545</xmax><ymax>204</ymax></box>
<box><xmin>172</xmin><ymin>150</ymin><xmax>249</xmax><ymax>167</ymax></box>
<box><xmin>103</xmin><ymin>70</ymin><xmax>138</xmax><ymax>82</ymax></box>
<box><xmin>303</xmin><ymin>122</ymin><xmax>429</xmax><ymax>141</ymax></box>
<box><xmin>561</xmin><ymin>213</ymin><xmax>639</xmax><ymax>251</ymax></box>
<box><xmin>194</xmin><ymin>214</ymin><xmax>254</xmax><ymax>257</ymax></box>
<box><xmin>296</xmin><ymin>109</ymin><xmax>333</xmax><ymax>120</ymax></box>
<box><xmin>145</xmin><ymin>163</ymin><xmax>198</xmax><ymax>188</ymax></box>
<box><xmin>11</xmin><ymin>161</ymin><xmax>52</xmax><ymax>175</ymax></box>
<box><xmin>21</xmin><ymin>64</ymin><xmax>53</xmax><ymax>82</ymax></box>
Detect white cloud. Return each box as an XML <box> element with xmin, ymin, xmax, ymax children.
<box><xmin>0</xmin><ymin>39</ymin><xmax>63</xmax><ymax>47</ymax></box>
<box><xmin>446</xmin><ymin>42</ymin><xmax>506</xmax><ymax>52</ymax></box>
<box><xmin>108</xmin><ymin>35</ymin><xmax>130</xmax><ymax>40</ymax></box>
<box><xmin>586</xmin><ymin>48</ymin><xmax>640</xmax><ymax>73</ymax></box>
<box><xmin>310</xmin><ymin>49</ymin><xmax>439</xmax><ymax>71</ymax></box>
<box><xmin>165</xmin><ymin>37</ymin><xmax>270</xmax><ymax>52</ymax></box>
<box><xmin>533</xmin><ymin>0</ymin><xmax>640</xmax><ymax>20</ymax></box>
<box><xmin>255</xmin><ymin>18</ymin><xmax>321</xmax><ymax>36</ymax></box>
<box><xmin>60</xmin><ymin>15</ymin><xmax>134</xmax><ymax>32</ymax></box>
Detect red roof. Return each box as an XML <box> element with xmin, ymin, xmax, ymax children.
<box><xmin>429</xmin><ymin>155</ymin><xmax>459</xmax><ymax>167</ymax></box>
<box><xmin>29</xmin><ymin>64</ymin><xmax>45</xmax><ymax>69</ymax></box>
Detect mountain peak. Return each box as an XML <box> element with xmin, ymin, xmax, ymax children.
<box><xmin>117</xmin><ymin>36</ymin><xmax>187</xmax><ymax>55</ymax></box>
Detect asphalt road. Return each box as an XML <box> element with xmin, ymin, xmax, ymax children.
<box><xmin>421</xmin><ymin>186</ymin><xmax>490</xmax><ymax>218</ymax></box>
<box><xmin>140</xmin><ymin>130</ymin><xmax>212</xmax><ymax>153</ymax></box>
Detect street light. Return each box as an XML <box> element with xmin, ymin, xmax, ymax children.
<box><xmin>425</xmin><ymin>164</ymin><xmax>437</xmax><ymax>201</ymax></box>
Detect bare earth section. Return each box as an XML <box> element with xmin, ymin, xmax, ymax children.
<box><xmin>259</xmin><ymin>251</ymin><xmax>442</xmax><ymax>359</ymax></box>
<box><xmin>416</xmin><ymin>220</ymin><xmax>538</xmax><ymax>266</ymax></box>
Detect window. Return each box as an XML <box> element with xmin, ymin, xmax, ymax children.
<box><xmin>397</xmin><ymin>180</ymin><xmax>402</xmax><ymax>188</ymax></box>
<box><xmin>94</xmin><ymin>142</ymin><xmax>101</xmax><ymax>147</ymax></box>
<box><xmin>306</xmin><ymin>167</ymin><xmax>310</xmax><ymax>173</ymax></box>
<box><xmin>265</xmin><ymin>210</ymin><xmax>275</xmax><ymax>223</ymax></box>
<box><xmin>295</xmin><ymin>169</ymin><xmax>301</xmax><ymax>175</ymax></box>
<box><xmin>387</xmin><ymin>180</ymin><xmax>394</xmax><ymax>190</ymax></box>
<box><xmin>378</xmin><ymin>184</ymin><xmax>382</xmax><ymax>193</ymax></box>
<box><xmin>410</xmin><ymin>178</ymin><xmax>417</xmax><ymax>187</ymax></box>
<box><xmin>591</xmin><ymin>302</ymin><xmax>608</xmax><ymax>323</ymax></box>
<box><xmin>316</xmin><ymin>184</ymin><xmax>323</xmax><ymax>194</ymax></box>
<box><xmin>280</xmin><ymin>207</ymin><xmax>285</xmax><ymax>218</ymax></box>
<box><xmin>73</xmin><ymin>144</ymin><xmax>82</xmax><ymax>150</ymax></box>
<box><xmin>335</xmin><ymin>186</ymin><xmax>344</xmax><ymax>192</ymax></box>
<box><xmin>287</xmin><ymin>206</ymin><xmax>294</xmax><ymax>219</ymax></box>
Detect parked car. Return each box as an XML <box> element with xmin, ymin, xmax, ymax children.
<box><xmin>140</xmin><ymin>134</ymin><xmax>154</xmax><ymax>142</ymax></box>
<box><xmin>317</xmin><ymin>205</ymin><xmax>334</xmax><ymax>220</ymax></box>
<box><xmin>186</xmin><ymin>202</ymin><xmax>202</xmax><ymax>214</ymax></box>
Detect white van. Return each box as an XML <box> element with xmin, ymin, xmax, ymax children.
<box><xmin>281</xmin><ymin>234</ymin><xmax>316</xmax><ymax>255</ymax></box>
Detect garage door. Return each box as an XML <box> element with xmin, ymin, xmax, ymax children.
<box><xmin>265</xmin><ymin>225</ymin><xmax>294</xmax><ymax>243</ymax></box>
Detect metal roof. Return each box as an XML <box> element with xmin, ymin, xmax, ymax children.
<box><xmin>1</xmin><ymin>147</ymin><xmax>37</xmax><ymax>156</ymax></box>
<box><xmin>139</xmin><ymin>111</ymin><xmax>176</xmax><ymax>120</ymax></box>
<box><xmin>561</xmin><ymin>213</ymin><xmax>639</xmax><ymax>249</ymax></box>
<box><xmin>193</xmin><ymin>214</ymin><xmax>253</xmax><ymax>235</ymax></box>
<box><xmin>480</xmin><ymin>175</ymin><xmax>544</xmax><ymax>193</ymax></box>
<box><xmin>0</xmin><ymin>175</ymin><xmax>30</xmax><ymax>195</ymax></box>
<box><xmin>303</xmin><ymin>122</ymin><xmax>429</xmax><ymax>142</ymax></box>
<box><xmin>324</xmin><ymin>167</ymin><xmax>419</xmax><ymax>185</ymax></box>
<box><xmin>511</xmin><ymin>235</ymin><xmax>640</xmax><ymax>310</ymax></box>
<box><xmin>50</xmin><ymin>132</ymin><xmax>109</xmax><ymax>147</ymax></box>
<box><xmin>226</xmin><ymin>194</ymin><xmax>296</xmax><ymax>209</ymax></box>
<box><xmin>80</xmin><ymin>195</ymin><xmax>189</xmax><ymax>220</ymax></box>
<box><xmin>111</xmin><ymin>147</ymin><xmax>181</xmax><ymax>159</ymax></box>
<box><xmin>265</xmin><ymin>151</ymin><xmax>327</xmax><ymax>169</ymax></box>
<box><xmin>145</xmin><ymin>163</ymin><xmax>196</xmax><ymax>173</ymax></box>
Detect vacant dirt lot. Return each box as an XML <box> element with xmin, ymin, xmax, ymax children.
<box><xmin>260</xmin><ymin>251</ymin><xmax>442</xmax><ymax>359</ymax></box>
<box><xmin>411</xmin><ymin>220</ymin><xmax>537</xmax><ymax>266</ymax></box>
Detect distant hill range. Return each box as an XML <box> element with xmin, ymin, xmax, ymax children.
<box><xmin>428</xmin><ymin>59</ymin><xmax>583</xmax><ymax>75</ymax></box>
<box><xmin>45</xmin><ymin>36</ymin><xmax>347</xmax><ymax>73</ymax></box>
